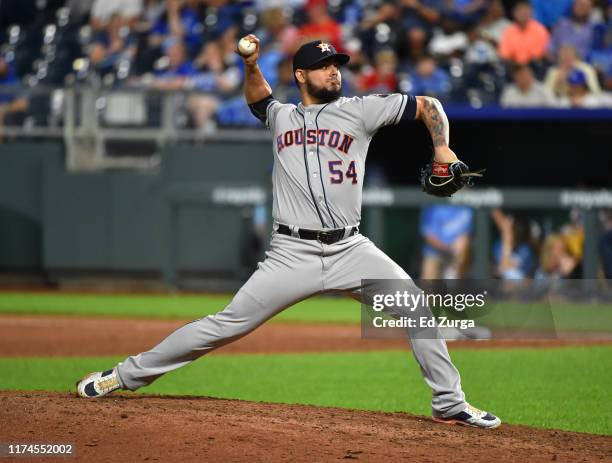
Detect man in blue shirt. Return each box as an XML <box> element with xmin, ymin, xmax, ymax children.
<box><xmin>420</xmin><ymin>204</ymin><xmax>474</xmax><ymax>279</ymax></box>
<box><xmin>410</xmin><ymin>55</ymin><xmax>451</xmax><ymax>101</ymax></box>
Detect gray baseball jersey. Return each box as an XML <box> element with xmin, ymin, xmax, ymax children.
<box><xmin>115</xmin><ymin>92</ymin><xmax>470</xmax><ymax>419</ymax></box>
<box><xmin>265</xmin><ymin>94</ymin><xmax>416</xmax><ymax>229</ymax></box>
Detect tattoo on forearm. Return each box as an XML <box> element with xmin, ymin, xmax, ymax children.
<box><xmin>423</xmin><ymin>97</ymin><xmax>450</xmax><ymax>147</ymax></box>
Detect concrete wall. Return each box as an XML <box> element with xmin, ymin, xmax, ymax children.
<box><xmin>0</xmin><ymin>141</ymin><xmax>272</xmax><ymax>277</ymax></box>
<box><xmin>0</xmin><ymin>142</ymin><xmax>60</xmax><ymax>270</ymax></box>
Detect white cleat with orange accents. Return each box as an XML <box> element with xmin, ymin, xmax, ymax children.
<box><xmin>433</xmin><ymin>404</ymin><xmax>501</xmax><ymax>429</ymax></box>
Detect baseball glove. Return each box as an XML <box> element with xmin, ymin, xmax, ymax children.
<box><xmin>420</xmin><ymin>160</ymin><xmax>484</xmax><ymax>197</ymax></box>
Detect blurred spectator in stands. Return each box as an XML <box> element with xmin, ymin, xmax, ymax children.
<box><xmin>477</xmin><ymin>0</ymin><xmax>512</xmax><ymax>46</ymax></box>
<box><xmin>0</xmin><ymin>55</ymin><xmax>19</xmax><ymax>91</ymax></box>
<box><xmin>0</xmin><ymin>54</ymin><xmax>28</xmax><ymax>135</ymax></box>
<box><xmin>299</xmin><ymin>0</ymin><xmax>345</xmax><ymax>52</ymax></box>
<box><xmin>148</xmin><ymin>0</ymin><xmax>203</xmax><ymax>56</ymax></box>
<box><xmin>65</xmin><ymin>0</ymin><xmax>97</xmax><ymax>25</ymax></box>
<box><xmin>498</xmin><ymin>0</ymin><xmax>550</xmax><ymax>65</ymax></box>
<box><xmin>530</xmin><ymin>0</ymin><xmax>573</xmax><ymax>28</ymax></box>
<box><xmin>142</xmin><ymin>0</ymin><xmax>166</xmax><ymax>26</ymax></box>
<box><xmin>491</xmin><ymin>209</ymin><xmax>536</xmax><ymax>279</ymax></box>
<box><xmin>216</xmin><ymin>53</ymin><xmax>300</xmax><ymax>127</ymax></box>
<box><xmin>90</xmin><ymin>0</ymin><xmax>143</xmax><ymax>32</ymax></box>
<box><xmin>132</xmin><ymin>0</ymin><xmax>166</xmax><ymax>74</ymax></box>
<box><xmin>549</xmin><ymin>0</ymin><xmax>599</xmax><ymax>60</ymax></box>
<box><xmin>200</xmin><ymin>0</ymin><xmax>246</xmax><ymax>41</ymax></box>
<box><xmin>545</xmin><ymin>45</ymin><xmax>601</xmax><ymax>97</ymax></box>
<box><xmin>152</xmin><ymin>38</ymin><xmax>220</xmax><ymax>134</ymax></box>
<box><xmin>256</xmin><ymin>5</ymin><xmax>301</xmax><ymax>55</ymax></box>
<box><xmin>395</xmin><ymin>0</ymin><xmax>444</xmax><ymax>61</ymax></box>
<box><xmin>420</xmin><ymin>205</ymin><xmax>473</xmax><ymax>279</ymax></box>
<box><xmin>558</xmin><ymin>68</ymin><xmax>612</xmax><ymax>107</ymax></box>
<box><xmin>599</xmin><ymin>209</ymin><xmax>612</xmax><ymax>278</ymax></box>
<box><xmin>456</xmin><ymin>2</ymin><xmax>506</xmax><ymax>67</ymax></box>
<box><xmin>538</xmin><ymin>209</ymin><xmax>584</xmax><ymax>279</ymax></box>
<box><xmin>397</xmin><ymin>0</ymin><xmax>444</xmax><ymax>34</ymax></box>
<box><xmin>464</xmin><ymin>24</ymin><xmax>499</xmax><ymax>65</ymax></box>
<box><xmin>273</xmin><ymin>55</ymin><xmax>302</xmax><ymax>105</ymax></box>
<box><xmin>356</xmin><ymin>48</ymin><xmax>399</xmax><ymax>93</ymax></box>
<box><xmin>589</xmin><ymin>0</ymin><xmax>612</xmax><ymax>90</ymax></box>
<box><xmin>356</xmin><ymin>1</ymin><xmax>402</xmax><ymax>62</ymax></box>
<box><xmin>195</xmin><ymin>26</ymin><xmax>243</xmax><ymax>93</ymax></box>
<box><xmin>428</xmin><ymin>21</ymin><xmax>469</xmax><ymax>59</ymax></box>
<box><xmin>153</xmin><ymin>38</ymin><xmax>199</xmax><ymax>87</ymax></box>
<box><xmin>538</xmin><ymin>234</ymin><xmax>581</xmax><ymax>278</ymax></box>
<box><xmin>500</xmin><ymin>64</ymin><xmax>557</xmax><ymax>107</ymax></box>
<box><xmin>247</xmin><ymin>5</ymin><xmax>301</xmax><ymax>91</ymax></box>
<box><xmin>88</xmin><ymin>0</ymin><xmax>142</xmax><ymax>76</ymax></box>
<box><xmin>444</xmin><ymin>0</ymin><xmax>489</xmax><ymax>29</ymax></box>
<box><xmin>408</xmin><ymin>55</ymin><xmax>451</xmax><ymax>99</ymax></box>
<box><xmin>358</xmin><ymin>1</ymin><xmax>397</xmax><ymax>32</ymax></box>
<box><xmin>89</xmin><ymin>14</ymin><xmax>138</xmax><ymax>75</ymax></box>
<box><xmin>563</xmin><ymin>209</ymin><xmax>585</xmax><ymax>266</ymax></box>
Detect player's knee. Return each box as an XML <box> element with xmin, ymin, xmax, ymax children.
<box><xmin>205</xmin><ymin>290</ymin><xmax>267</xmax><ymax>339</ymax></box>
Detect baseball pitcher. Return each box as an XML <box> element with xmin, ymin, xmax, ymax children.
<box><xmin>76</xmin><ymin>36</ymin><xmax>500</xmax><ymax>429</ymax></box>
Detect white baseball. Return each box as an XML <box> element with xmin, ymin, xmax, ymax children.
<box><xmin>238</xmin><ymin>37</ymin><xmax>256</xmax><ymax>56</ymax></box>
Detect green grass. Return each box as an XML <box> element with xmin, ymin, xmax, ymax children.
<box><xmin>1</xmin><ymin>346</ymin><xmax>611</xmax><ymax>435</ymax></box>
<box><xmin>473</xmin><ymin>301</ymin><xmax>612</xmax><ymax>332</ymax></box>
<box><xmin>0</xmin><ymin>292</ymin><xmax>610</xmax><ymax>331</ymax></box>
<box><xmin>0</xmin><ymin>292</ymin><xmax>360</xmax><ymax>324</ymax></box>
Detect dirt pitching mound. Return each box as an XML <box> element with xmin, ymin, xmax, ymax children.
<box><xmin>1</xmin><ymin>391</ymin><xmax>610</xmax><ymax>462</ymax></box>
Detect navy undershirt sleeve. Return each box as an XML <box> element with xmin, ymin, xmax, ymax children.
<box><xmin>399</xmin><ymin>94</ymin><xmax>417</xmax><ymax>122</ymax></box>
<box><xmin>248</xmin><ymin>94</ymin><xmax>275</xmax><ymax>123</ymax></box>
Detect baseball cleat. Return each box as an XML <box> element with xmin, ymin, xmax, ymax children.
<box><xmin>76</xmin><ymin>368</ymin><xmax>122</xmax><ymax>398</ymax></box>
<box><xmin>433</xmin><ymin>404</ymin><xmax>501</xmax><ymax>429</ymax></box>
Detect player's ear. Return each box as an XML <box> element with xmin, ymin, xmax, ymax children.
<box><xmin>295</xmin><ymin>69</ymin><xmax>306</xmax><ymax>85</ymax></box>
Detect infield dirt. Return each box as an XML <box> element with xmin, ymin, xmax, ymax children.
<box><xmin>1</xmin><ymin>315</ymin><xmax>610</xmax><ymax>356</ymax></box>
<box><xmin>2</xmin><ymin>391</ymin><xmax>612</xmax><ymax>462</ymax></box>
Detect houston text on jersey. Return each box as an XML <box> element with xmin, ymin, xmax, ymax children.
<box><xmin>276</xmin><ymin>128</ymin><xmax>355</xmax><ymax>155</ymax></box>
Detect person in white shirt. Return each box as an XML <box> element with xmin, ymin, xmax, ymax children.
<box><xmin>500</xmin><ymin>64</ymin><xmax>558</xmax><ymax>107</ymax></box>
<box><xmin>479</xmin><ymin>0</ymin><xmax>512</xmax><ymax>45</ymax></box>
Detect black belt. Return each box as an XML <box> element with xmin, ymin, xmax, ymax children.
<box><xmin>276</xmin><ymin>224</ymin><xmax>358</xmax><ymax>245</ymax></box>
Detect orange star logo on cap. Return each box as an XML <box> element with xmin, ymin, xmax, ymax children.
<box><xmin>317</xmin><ymin>43</ymin><xmax>331</xmax><ymax>53</ymax></box>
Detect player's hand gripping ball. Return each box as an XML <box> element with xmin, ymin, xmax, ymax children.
<box><xmin>420</xmin><ymin>160</ymin><xmax>484</xmax><ymax>197</ymax></box>
<box><xmin>238</xmin><ymin>37</ymin><xmax>257</xmax><ymax>56</ymax></box>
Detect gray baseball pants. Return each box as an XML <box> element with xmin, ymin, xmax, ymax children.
<box><xmin>116</xmin><ymin>232</ymin><xmax>466</xmax><ymax>417</ymax></box>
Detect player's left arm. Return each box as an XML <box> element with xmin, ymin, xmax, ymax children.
<box><xmin>414</xmin><ymin>96</ymin><xmax>458</xmax><ymax>163</ymax></box>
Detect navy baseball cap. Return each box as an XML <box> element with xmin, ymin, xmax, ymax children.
<box><xmin>292</xmin><ymin>40</ymin><xmax>350</xmax><ymax>72</ymax></box>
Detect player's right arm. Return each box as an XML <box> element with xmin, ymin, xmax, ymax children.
<box><xmin>237</xmin><ymin>34</ymin><xmax>279</xmax><ymax>127</ymax></box>
<box><xmin>239</xmin><ymin>35</ymin><xmax>272</xmax><ymax>104</ymax></box>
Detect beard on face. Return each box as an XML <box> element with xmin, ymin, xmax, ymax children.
<box><xmin>305</xmin><ymin>78</ymin><xmax>342</xmax><ymax>103</ymax></box>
